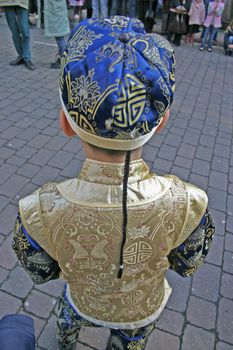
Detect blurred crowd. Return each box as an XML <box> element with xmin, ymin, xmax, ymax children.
<box><xmin>0</xmin><ymin>0</ymin><xmax>232</xmax><ymax>71</ymax></box>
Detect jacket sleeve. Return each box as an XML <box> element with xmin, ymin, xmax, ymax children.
<box><xmin>168</xmin><ymin>209</ymin><xmax>215</xmax><ymax>277</ymax></box>
<box><xmin>12</xmin><ymin>214</ymin><xmax>60</xmax><ymax>284</ymax></box>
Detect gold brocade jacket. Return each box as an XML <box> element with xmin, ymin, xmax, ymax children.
<box><xmin>19</xmin><ymin>159</ymin><xmax>208</xmax><ymax>329</ymax></box>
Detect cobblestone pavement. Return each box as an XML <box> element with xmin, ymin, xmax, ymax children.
<box><xmin>0</xmin><ymin>16</ymin><xmax>233</xmax><ymax>350</ymax></box>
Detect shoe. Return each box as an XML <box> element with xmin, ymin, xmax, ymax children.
<box><xmin>208</xmin><ymin>48</ymin><xmax>212</xmax><ymax>52</ymax></box>
<box><xmin>199</xmin><ymin>47</ymin><xmax>204</xmax><ymax>51</ymax></box>
<box><xmin>50</xmin><ymin>60</ymin><xmax>61</xmax><ymax>69</ymax></box>
<box><xmin>24</xmin><ymin>60</ymin><xmax>35</xmax><ymax>70</ymax></box>
<box><xmin>10</xmin><ymin>57</ymin><xmax>24</xmax><ymax>66</ymax></box>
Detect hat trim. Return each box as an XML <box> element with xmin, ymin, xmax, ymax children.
<box><xmin>60</xmin><ymin>89</ymin><xmax>157</xmax><ymax>151</ymax></box>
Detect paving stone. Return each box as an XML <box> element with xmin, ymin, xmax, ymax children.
<box><xmin>210</xmin><ymin>209</ymin><xmax>226</xmax><ymax>236</ymax></box>
<box><xmin>0</xmin><ymin>163</ymin><xmax>17</xmax><ymax>185</ymax></box>
<box><xmin>60</xmin><ymin>159</ymin><xmax>84</xmax><ymax>178</ymax></box>
<box><xmin>7</xmin><ymin>155</ymin><xmax>26</xmax><ymax>167</ymax></box>
<box><xmin>152</xmin><ymin>158</ymin><xmax>172</xmax><ymax>173</ymax></box>
<box><xmin>209</xmin><ymin>171</ymin><xmax>227</xmax><ymax>191</ymax></box>
<box><xmin>21</xmin><ymin>311</ymin><xmax>46</xmax><ymax>339</ymax></box>
<box><xmin>0</xmin><ymin>266</ymin><xmax>9</xmax><ymax>284</ymax></box>
<box><xmin>174</xmin><ymin>156</ymin><xmax>192</xmax><ymax>169</ymax></box>
<box><xmin>62</xmin><ymin>138</ymin><xmax>82</xmax><ymax>154</ymax></box>
<box><xmin>32</xmin><ymin>118</ymin><xmax>53</xmax><ymax>130</ymax></box>
<box><xmin>214</xmin><ymin>144</ymin><xmax>230</xmax><ymax>159</ymax></box>
<box><xmin>0</xmin><ymin>126</ymin><xmax>23</xmax><ymax>140</ymax></box>
<box><xmin>146</xmin><ymin>329</ymin><xmax>180</xmax><ymax>350</ymax></box>
<box><xmin>192</xmin><ymin>159</ymin><xmax>210</xmax><ymax>177</ymax></box>
<box><xmin>189</xmin><ymin>174</ymin><xmax>208</xmax><ymax>191</ymax></box>
<box><xmin>0</xmin><ymin>146</ymin><xmax>16</xmax><ymax>160</ymax></box>
<box><xmin>211</xmin><ymin>157</ymin><xmax>229</xmax><ymax>174</ymax></box>
<box><xmin>171</xmin><ymin>165</ymin><xmax>190</xmax><ymax>181</ymax></box>
<box><xmin>0</xmin><ymin>194</ymin><xmax>10</xmax><ymax>212</ymax></box>
<box><xmin>195</xmin><ymin>145</ymin><xmax>213</xmax><ymax>161</ymax></box>
<box><xmin>35</xmin><ymin>279</ymin><xmax>65</xmax><ymax>298</ymax></box>
<box><xmin>0</xmin><ymin>203</ymin><xmax>18</xmax><ymax>235</ymax></box>
<box><xmin>29</xmin><ymin>149</ymin><xmax>56</xmax><ymax>166</ymax></box>
<box><xmin>75</xmin><ymin>344</ymin><xmax>92</xmax><ymax>350</ymax></box>
<box><xmin>0</xmin><ymin>174</ymin><xmax>29</xmax><ymax>198</ymax></box>
<box><xmin>17</xmin><ymin>127</ymin><xmax>40</xmax><ymax>141</ymax></box>
<box><xmin>27</xmin><ymin>134</ymin><xmax>51</xmax><ymax>149</ymax></box>
<box><xmin>6</xmin><ymin>138</ymin><xmax>26</xmax><ymax>150</ymax></box>
<box><xmin>158</xmin><ymin>144</ymin><xmax>177</xmax><ymax>161</ymax></box>
<box><xmin>181</xmin><ymin>324</ymin><xmax>215</xmax><ymax>350</ymax></box>
<box><xmin>47</xmin><ymin>150</ymin><xmax>74</xmax><ymax>170</ymax></box>
<box><xmin>205</xmin><ymin>235</ymin><xmax>224</xmax><ymax>266</ymax></box>
<box><xmin>41</xmin><ymin>126</ymin><xmax>59</xmax><ymax>137</ymax></box>
<box><xmin>166</xmin><ymin>270</ymin><xmax>191</xmax><ymax>312</ymax></box>
<box><xmin>183</xmin><ymin>132</ymin><xmax>200</xmax><ymax>146</ymax></box>
<box><xmin>156</xmin><ymin>308</ymin><xmax>184</xmax><ymax>335</ymax></box>
<box><xmin>24</xmin><ymin>290</ymin><xmax>56</xmax><ymax>318</ymax></box>
<box><xmin>0</xmin><ymin>235</ymin><xmax>17</xmax><ymax>269</ymax></box>
<box><xmin>16</xmin><ymin>145</ymin><xmax>37</xmax><ymax>159</ymax></box>
<box><xmin>0</xmin><ymin>290</ymin><xmax>22</xmax><ymax>318</ymax></box>
<box><xmin>17</xmin><ymin>163</ymin><xmax>41</xmax><ymax>178</ymax></box>
<box><xmin>216</xmin><ymin>341</ymin><xmax>233</xmax><ymax>350</ymax></box>
<box><xmin>225</xmin><ymin>233</ymin><xmax>233</xmax><ymax>252</ymax></box>
<box><xmin>208</xmin><ymin>188</ymin><xmax>227</xmax><ymax>212</ymax></box>
<box><xmin>223</xmin><ymin>251</ymin><xmax>233</xmax><ymax>274</ymax></box>
<box><xmin>32</xmin><ymin>166</ymin><xmax>60</xmax><ymax>186</ymax></box>
<box><xmin>37</xmin><ymin>315</ymin><xmax>59</xmax><ymax>350</ymax></box>
<box><xmin>217</xmin><ymin>298</ymin><xmax>233</xmax><ymax>344</ymax></box>
<box><xmin>1</xmin><ymin>265</ymin><xmax>33</xmax><ymax>298</ymax></box>
<box><xmin>191</xmin><ymin>263</ymin><xmax>221</xmax><ymax>302</ymax></box>
<box><xmin>45</xmin><ymin>136</ymin><xmax>68</xmax><ymax>151</ymax></box>
<box><xmin>220</xmin><ymin>272</ymin><xmax>233</xmax><ymax>299</ymax></box>
<box><xmin>187</xmin><ymin>296</ymin><xmax>216</xmax><ymax>330</ymax></box>
<box><xmin>199</xmin><ymin>134</ymin><xmax>215</xmax><ymax>148</ymax></box>
<box><xmin>142</xmin><ymin>144</ymin><xmax>158</xmax><ymax>162</ymax></box>
<box><xmin>79</xmin><ymin>327</ymin><xmax>109</xmax><ymax>350</ymax></box>
<box><xmin>178</xmin><ymin>143</ymin><xmax>196</xmax><ymax>159</ymax></box>
<box><xmin>164</xmin><ymin>133</ymin><xmax>182</xmax><ymax>147</ymax></box>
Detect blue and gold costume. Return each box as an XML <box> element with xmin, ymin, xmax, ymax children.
<box><xmin>12</xmin><ymin>16</ymin><xmax>215</xmax><ymax>350</ymax></box>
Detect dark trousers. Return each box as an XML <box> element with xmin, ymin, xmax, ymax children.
<box><xmin>56</xmin><ymin>293</ymin><xmax>157</xmax><ymax>350</ymax></box>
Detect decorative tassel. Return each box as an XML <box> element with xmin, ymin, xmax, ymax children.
<box><xmin>117</xmin><ymin>265</ymin><xmax>124</xmax><ymax>279</ymax></box>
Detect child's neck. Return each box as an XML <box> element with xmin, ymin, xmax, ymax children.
<box><xmin>82</xmin><ymin>142</ymin><xmax>142</xmax><ymax>164</ymax></box>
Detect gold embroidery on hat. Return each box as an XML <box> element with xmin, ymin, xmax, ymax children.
<box><xmin>113</xmin><ymin>74</ymin><xmax>146</xmax><ymax>127</ymax></box>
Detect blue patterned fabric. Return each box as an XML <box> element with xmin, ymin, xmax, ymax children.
<box><xmin>168</xmin><ymin>210</ymin><xmax>215</xmax><ymax>277</ymax></box>
<box><xmin>59</xmin><ymin>16</ymin><xmax>175</xmax><ymax>148</ymax></box>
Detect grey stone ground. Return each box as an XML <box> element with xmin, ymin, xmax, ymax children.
<box><xmin>0</xmin><ymin>14</ymin><xmax>233</xmax><ymax>350</ymax></box>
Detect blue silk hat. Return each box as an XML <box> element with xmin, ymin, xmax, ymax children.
<box><xmin>59</xmin><ymin>16</ymin><xmax>175</xmax><ymax>151</ymax></box>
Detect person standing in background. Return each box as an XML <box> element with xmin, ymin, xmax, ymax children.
<box><xmin>92</xmin><ymin>0</ymin><xmax>108</xmax><ymax>18</ymax></box>
<box><xmin>37</xmin><ymin>0</ymin><xmax>70</xmax><ymax>68</ymax></box>
<box><xmin>0</xmin><ymin>0</ymin><xmax>35</xmax><ymax>70</ymax></box>
<box><xmin>199</xmin><ymin>0</ymin><xmax>224</xmax><ymax>52</ymax></box>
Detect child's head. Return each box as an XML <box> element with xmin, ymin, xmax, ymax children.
<box><xmin>59</xmin><ymin>16</ymin><xmax>175</xmax><ymax>155</ymax></box>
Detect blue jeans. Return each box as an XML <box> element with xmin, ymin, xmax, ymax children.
<box><xmin>229</xmin><ymin>36</ymin><xmax>233</xmax><ymax>44</ymax></box>
<box><xmin>5</xmin><ymin>6</ymin><xmax>31</xmax><ymax>61</ymax></box>
<box><xmin>55</xmin><ymin>36</ymin><xmax>66</xmax><ymax>57</ymax></box>
<box><xmin>92</xmin><ymin>0</ymin><xmax>108</xmax><ymax>18</ymax></box>
<box><xmin>201</xmin><ymin>26</ymin><xmax>219</xmax><ymax>49</ymax></box>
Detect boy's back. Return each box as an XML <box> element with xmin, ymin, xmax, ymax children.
<box><xmin>18</xmin><ymin>159</ymin><xmax>208</xmax><ymax>327</ymax></box>
<box><xmin>13</xmin><ymin>16</ymin><xmax>215</xmax><ymax>350</ymax></box>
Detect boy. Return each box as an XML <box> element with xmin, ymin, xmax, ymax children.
<box><xmin>12</xmin><ymin>16</ymin><xmax>215</xmax><ymax>350</ymax></box>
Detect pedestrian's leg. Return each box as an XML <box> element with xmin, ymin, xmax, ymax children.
<box><xmin>16</xmin><ymin>6</ymin><xmax>31</xmax><ymax>61</ymax></box>
<box><xmin>56</xmin><ymin>293</ymin><xmax>97</xmax><ymax>350</ymax></box>
<box><xmin>200</xmin><ymin>26</ymin><xmax>209</xmax><ymax>50</ymax></box>
<box><xmin>92</xmin><ymin>0</ymin><xmax>99</xmax><ymax>18</ymax></box>
<box><xmin>208</xmin><ymin>26</ymin><xmax>218</xmax><ymax>51</ymax></box>
<box><xmin>100</xmin><ymin>0</ymin><xmax>108</xmax><ymax>17</ymax></box>
<box><xmin>4</xmin><ymin>6</ymin><xmax>23</xmax><ymax>58</ymax></box>
<box><xmin>51</xmin><ymin>36</ymin><xmax>66</xmax><ymax>68</ymax></box>
<box><xmin>108</xmin><ymin>322</ymin><xmax>156</xmax><ymax>350</ymax></box>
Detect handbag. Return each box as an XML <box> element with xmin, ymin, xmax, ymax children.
<box><xmin>168</xmin><ymin>13</ymin><xmax>187</xmax><ymax>34</ymax></box>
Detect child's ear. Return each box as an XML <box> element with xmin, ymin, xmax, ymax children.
<box><xmin>155</xmin><ymin>109</ymin><xmax>170</xmax><ymax>133</ymax></box>
<box><xmin>59</xmin><ymin>109</ymin><xmax>76</xmax><ymax>137</ymax></box>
